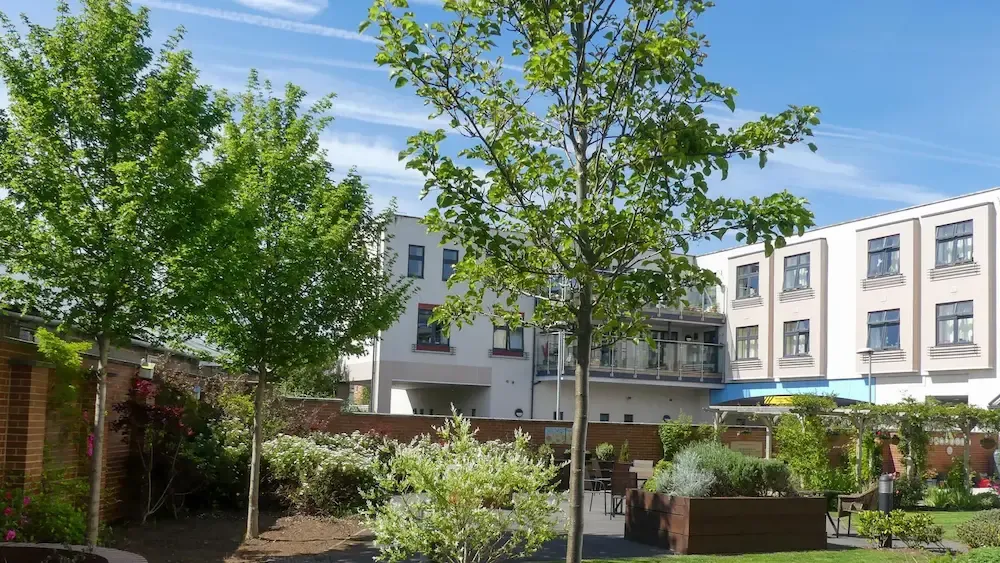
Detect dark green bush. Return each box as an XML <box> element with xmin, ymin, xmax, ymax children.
<box><xmin>958</xmin><ymin>510</ymin><xmax>1000</xmax><ymax>548</ymax></box>
<box><xmin>657</xmin><ymin>415</ymin><xmax>716</xmax><ymax>461</ymax></box>
<box><xmin>926</xmin><ymin>486</ymin><xmax>1000</xmax><ymax>511</ymax></box>
<box><xmin>894</xmin><ymin>477</ymin><xmax>925</xmax><ymax>510</ymax></box>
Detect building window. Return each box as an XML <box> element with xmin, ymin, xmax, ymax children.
<box><xmin>867</xmin><ymin>309</ymin><xmax>900</xmax><ymax>350</ymax></box>
<box><xmin>936</xmin><ymin>220</ymin><xmax>973</xmax><ymax>267</ymax></box>
<box><xmin>735</xmin><ymin>326</ymin><xmax>759</xmax><ymax>360</ymax></box>
<box><xmin>416</xmin><ymin>305</ymin><xmax>449</xmax><ymax>349</ymax></box>
<box><xmin>442</xmin><ymin>248</ymin><xmax>458</xmax><ymax>280</ymax></box>
<box><xmin>493</xmin><ymin>324</ymin><xmax>524</xmax><ymax>355</ymax></box>
<box><xmin>736</xmin><ymin>263</ymin><xmax>759</xmax><ymax>298</ymax></box>
<box><xmin>429</xmin><ymin>409</ymin><xmax>434</xmax><ymax>415</ymax></box>
<box><xmin>407</xmin><ymin>245</ymin><xmax>425</xmax><ymax>278</ymax></box>
<box><xmin>936</xmin><ymin>301</ymin><xmax>973</xmax><ymax>345</ymax></box>
<box><xmin>783</xmin><ymin>253</ymin><xmax>810</xmax><ymax>290</ymax></box>
<box><xmin>624</xmin><ymin>414</ymin><xmax>634</xmax><ymax>423</ymax></box>
<box><xmin>471</xmin><ymin>409</ymin><xmax>476</xmax><ymax>417</ymax></box>
<box><xmin>553</xmin><ymin>411</ymin><xmax>564</xmax><ymax>420</ymax></box>
<box><xmin>783</xmin><ymin>319</ymin><xmax>810</xmax><ymax>357</ymax></box>
<box><xmin>599</xmin><ymin>413</ymin><xmax>610</xmax><ymax>422</ymax></box>
<box><xmin>867</xmin><ymin>235</ymin><xmax>900</xmax><ymax>278</ymax></box>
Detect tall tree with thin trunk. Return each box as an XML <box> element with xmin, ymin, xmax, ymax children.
<box><xmin>179</xmin><ymin>71</ymin><xmax>411</xmax><ymax>539</ymax></box>
<box><xmin>0</xmin><ymin>0</ymin><xmax>226</xmax><ymax>545</ymax></box>
<box><xmin>366</xmin><ymin>1</ymin><xmax>819</xmax><ymax>560</ymax></box>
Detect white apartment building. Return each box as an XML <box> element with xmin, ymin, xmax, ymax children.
<box><xmin>349</xmin><ymin>189</ymin><xmax>1000</xmax><ymax>422</ymax></box>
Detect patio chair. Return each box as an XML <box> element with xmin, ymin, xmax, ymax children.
<box><xmin>607</xmin><ymin>468</ymin><xmax>638</xmax><ymax>519</ymax></box>
<box><xmin>836</xmin><ymin>482</ymin><xmax>879</xmax><ymax>537</ymax></box>
<box><xmin>584</xmin><ymin>459</ymin><xmax>609</xmax><ymax>511</ymax></box>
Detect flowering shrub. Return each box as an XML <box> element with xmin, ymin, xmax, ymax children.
<box><xmin>263</xmin><ymin>433</ymin><xmax>382</xmax><ymax>514</ymax></box>
<box><xmin>366</xmin><ymin>414</ymin><xmax>562</xmax><ymax>563</ymax></box>
<box><xmin>0</xmin><ymin>489</ymin><xmax>29</xmax><ymax>543</ymax></box>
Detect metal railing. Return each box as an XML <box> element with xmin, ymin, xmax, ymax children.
<box><xmin>535</xmin><ymin>334</ymin><xmax>723</xmax><ymax>379</ymax></box>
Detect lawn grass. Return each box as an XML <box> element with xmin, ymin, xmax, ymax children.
<box><xmin>924</xmin><ymin>510</ymin><xmax>978</xmax><ymax>542</ymax></box>
<box><xmin>587</xmin><ymin>549</ymin><xmax>936</xmax><ymax>562</ymax></box>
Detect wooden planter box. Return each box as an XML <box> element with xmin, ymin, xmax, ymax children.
<box><xmin>624</xmin><ymin>489</ymin><xmax>827</xmax><ymax>555</ymax></box>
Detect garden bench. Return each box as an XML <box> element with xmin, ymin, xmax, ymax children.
<box><xmin>835</xmin><ymin>482</ymin><xmax>878</xmax><ymax>537</ymax></box>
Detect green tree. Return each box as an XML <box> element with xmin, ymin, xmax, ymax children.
<box><xmin>0</xmin><ymin>0</ymin><xmax>227</xmax><ymax>544</ymax></box>
<box><xmin>939</xmin><ymin>403</ymin><xmax>988</xmax><ymax>489</ymax></box>
<box><xmin>366</xmin><ymin>1</ymin><xmax>819</xmax><ymax>559</ymax></box>
<box><xmin>180</xmin><ymin>72</ymin><xmax>411</xmax><ymax>539</ymax></box>
<box><xmin>279</xmin><ymin>356</ymin><xmax>348</xmax><ymax>398</ymax></box>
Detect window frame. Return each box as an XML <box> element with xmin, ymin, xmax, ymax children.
<box><xmin>492</xmin><ymin>323</ymin><xmax>525</xmax><ymax>356</ymax></box>
<box><xmin>736</xmin><ymin>262</ymin><xmax>760</xmax><ymax>299</ymax></box>
<box><xmin>782</xmin><ymin>253</ymin><xmax>811</xmax><ymax>291</ymax></box>
<box><xmin>935</xmin><ymin>220</ymin><xmax>974</xmax><ymax>267</ymax></box>
<box><xmin>442</xmin><ymin>248</ymin><xmax>459</xmax><ymax>280</ymax></box>
<box><xmin>936</xmin><ymin>300</ymin><xmax>974</xmax><ymax>346</ymax></box>
<box><xmin>416</xmin><ymin>304</ymin><xmax>450</xmax><ymax>350</ymax></box>
<box><xmin>782</xmin><ymin>319</ymin><xmax>810</xmax><ymax>357</ymax></box>
<box><xmin>599</xmin><ymin>413</ymin><xmax>610</xmax><ymax>422</ymax></box>
<box><xmin>407</xmin><ymin>244</ymin><xmax>425</xmax><ymax>278</ymax></box>
<box><xmin>623</xmin><ymin>414</ymin><xmax>634</xmax><ymax>423</ymax></box>
<box><xmin>867</xmin><ymin>235</ymin><xmax>901</xmax><ymax>278</ymax></box>
<box><xmin>866</xmin><ymin>309</ymin><xmax>901</xmax><ymax>351</ymax></box>
<box><xmin>735</xmin><ymin>325</ymin><xmax>759</xmax><ymax>360</ymax></box>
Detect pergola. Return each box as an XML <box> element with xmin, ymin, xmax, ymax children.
<box><xmin>706</xmin><ymin>404</ymin><xmax>878</xmax><ymax>482</ymax></box>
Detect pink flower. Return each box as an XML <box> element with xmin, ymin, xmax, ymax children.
<box><xmin>4</xmin><ymin>529</ymin><xmax>15</xmax><ymax>541</ymax></box>
<box><xmin>3</xmin><ymin>507</ymin><xmax>11</xmax><ymax>517</ymax></box>
<box><xmin>86</xmin><ymin>434</ymin><xmax>95</xmax><ymax>457</ymax></box>
<box><xmin>21</xmin><ymin>497</ymin><xmax>29</xmax><ymax>507</ymax></box>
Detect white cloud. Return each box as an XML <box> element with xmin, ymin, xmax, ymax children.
<box><xmin>233</xmin><ymin>0</ymin><xmax>327</xmax><ymax>17</ymax></box>
<box><xmin>204</xmin><ymin>46</ymin><xmax>383</xmax><ymax>73</ymax></box>
<box><xmin>322</xmin><ymin>134</ymin><xmax>424</xmax><ymax>186</ymax></box>
<box><xmin>140</xmin><ymin>0</ymin><xmax>376</xmax><ymax>43</ymax></box>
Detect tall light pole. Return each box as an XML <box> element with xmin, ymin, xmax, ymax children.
<box><xmin>857</xmin><ymin>347</ymin><xmax>874</xmax><ymax>404</ymax></box>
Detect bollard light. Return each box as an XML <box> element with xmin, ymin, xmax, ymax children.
<box><xmin>878</xmin><ymin>474</ymin><xmax>895</xmax><ymax>548</ymax></box>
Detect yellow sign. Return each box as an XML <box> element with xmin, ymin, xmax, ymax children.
<box><xmin>762</xmin><ymin>395</ymin><xmax>796</xmax><ymax>406</ymax></box>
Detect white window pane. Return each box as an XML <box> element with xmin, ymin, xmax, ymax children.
<box><xmin>885</xmin><ymin>309</ymin><xmax>900</xmax><ymax>322</ymax></box>
<box><xmin>939</xmin><ymin>320</ymin><xmax>955</xmax><ymax>344</ymax></box>
<box><xmin>888</xmin><ymin>250</ymin><xmax>900</xmax><ymax>274</ymax></box>
<box><xmin>784</xmin><ymin>269</ymin><xmax>795</xmax><ymax>290</ymax></box>
<box><xmin>868</xmin><ymin>326</ymin><xmax>883</xmax><ymax>349</ymax></box>
<box><xmin>493</xmin><ymin>327</ymin><xmax>507</xmax><ymax>348</ymax></box>
<box><xmin>957</xmin><ymin>301</ymin><xmax>974</xmax><ymax>315</ymax></box>
<box><xmin>938</xmin><ymin>303</ymin><xmax>956</xmax><ymax>317</ymax></box>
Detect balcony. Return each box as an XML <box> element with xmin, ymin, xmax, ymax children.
<box><xmin>643</xmin><ymin>289</ymin><xmax>725</xmax><ymax>326</ymax></box>
<box><xmin>534</xmin><ymin>333</ymin><xmax>724</xmax><ymax>385</ymax></box>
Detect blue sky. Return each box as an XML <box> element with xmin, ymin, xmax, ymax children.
<box><xmin>4</xmin><ymin>0</ymin><xmax>1000</xmax><ymax>238</ymax></box>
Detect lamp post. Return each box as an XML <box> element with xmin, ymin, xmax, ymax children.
<box><xmin>857</xmin><ymin>347</ymin><xmax>874</xmax><ymax>404</ymax></box>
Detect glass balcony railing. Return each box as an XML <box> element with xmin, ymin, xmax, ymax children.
<box><xmin>535</xmin><ymin>333</ymin><xmax>723</xmax><ymax>379</ymax></box>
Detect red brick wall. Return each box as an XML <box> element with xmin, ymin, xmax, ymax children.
<box><xmin>0</xmin><ymin>338</ymin><xmax>134</xmax><ymax>521</ymax></box>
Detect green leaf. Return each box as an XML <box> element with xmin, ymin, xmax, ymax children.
<box><xmin>807</xmin><ymin>142</ymin><xmax>817</xmax><ymax>153</ymax></box>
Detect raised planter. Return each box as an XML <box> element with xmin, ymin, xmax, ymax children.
<box><xmin>0</xmin><ymin>543</ymin><xmax>147</xmax><ymax>563</ymax></box>
<box><xmin>624</xmin><ymin>489</ymin><xmax>827</xmax><ymax>555</ymax></box>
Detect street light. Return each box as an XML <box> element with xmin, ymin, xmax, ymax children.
<box><xmin>857</xmin><ymin>347</ymin><xmax>874</xmax><ymax>404</ymax></box>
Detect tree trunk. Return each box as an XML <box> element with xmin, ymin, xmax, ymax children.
<box><xmin>963</xmin><ymin>427</ymin><xmax>972</xmax><ymax>490</ymax></box>
<box><xmin>85</xmin><ymin>334</ymin><xmax>110</xmax><ymax>546</ymax></box>
<box><xmin>246</xmin><ymin>362</ymin><xmax>266</xmax><ymax>539</ymax></box>
<box><xmin>566</xmin><ymin>298</ymin><xmax>592</xmax><ymax>563</ymax></box>
<box><xmin>855</xmin><ymin>420</ymin><xmax>864</xmax><ymax>486</ymax></box>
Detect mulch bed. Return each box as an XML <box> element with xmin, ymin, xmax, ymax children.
<box><xmin>110</xmin><ymin>512</ymin><xmax>371</xmax><ymax>563</ymax></box>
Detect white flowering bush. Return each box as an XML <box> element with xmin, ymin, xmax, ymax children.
<box><xmin>367</xmin><ymin>413</ymin><xmax>563</xmax><ymax>563</ymax></box>
<box><xmin>263</xmin><ymin>433</ymin><xmax>382</xmax><ymax>514</ymax></box>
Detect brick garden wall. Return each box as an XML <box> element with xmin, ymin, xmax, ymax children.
<box><xmin>0</xmin><ymin>338</ymin><xmax>134</xmax><ymax>521</ymax></box>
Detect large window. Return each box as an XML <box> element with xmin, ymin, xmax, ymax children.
<box><xmin>736</xmin><ymin>263</ymin><xmax>760</xmax><ymax>298</ymax></box>
<box><xmin>407</xmin><ymin>245</ymin><xmax>425</xmax><ymax>278</ymax></box>
<box><xmin>417</xmin><ymin>306</ymin><xmax>449</xmax><ymax>348</ymax></box>
<box><xmin>442</xmin><ymin>248</ymin><xmax>458</xmax><ymax>280</ymax></box>
<box><xmin>783</xmin><ymin>320</ymin><xmax>810</xmax><ymax>357</ymax></box>
<box><xmin>735</xmin><ymin>326</ymin><xmax>758</xmax><ymax>360</ymax></box>
<box><xmin>936</xmin><ymin>301</ymin><xmax>973</xmax><ymax>345</ymax></box>
<box><xmin>783</xmin><ymin>253</ymin><xmax>810</xmax><ymax>291</ymax></box>
<box><xmin>867</xmin><ymin>235</ymin><xmax>900</xmax><ymax>278</ymax></box>
<box><xmin>936</xmin><ymin>220</ymin><xmax>973</xmax><ymax>267</ymax></box>
<box><xmin>493</xmin><ymin>324</ymin><xmax>524</xmax><ymax>353</ymax></box>
<box><xmin>867</xmin><ymin>309</ymin><xmax>900</xmax><ymax>350</ymax></box>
